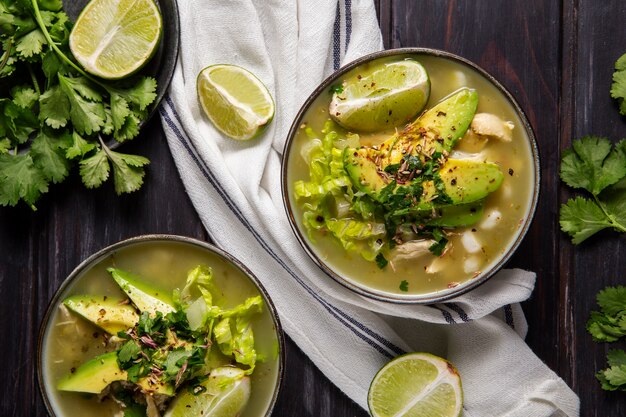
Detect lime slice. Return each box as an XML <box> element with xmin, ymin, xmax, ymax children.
<box><xmin>330</xmin><ymin>60</ymin><xmax>430</xmax><ymax>132</ymax></box>
<box><xmin>69</xmin><ymin>0</ymin><xmax>163</xmax><ymax>79</ymax></box>
<box><xmin>164</xmin><ymin>367</ymin><xmax>251</xmax><ymax>417</ymax></box>
<box><xmin>368</xmin><ymin>352</ymin><xmax>463</xmax><ymax>417</ymax></box>
<box><xmin>197</xmin><ymin>64</ymin><xmax>275</xmax><ymax>141</ymax></box>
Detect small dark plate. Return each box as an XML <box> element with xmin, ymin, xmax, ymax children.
<box><xmin>63</xmin><ymin>0</ymin><xmax>180</xmax><ymax>149</ymax></box>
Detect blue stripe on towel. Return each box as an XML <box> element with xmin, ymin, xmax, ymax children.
<box><xmin>160</xmin><ymin>101</ymin><xmax>405</xmax><ymax>359</ymax></box>
<box><xmin>332</xmin><ymin>0</ymin><xmax>341</xmax><ymax>70</ymax></box>
<box><xmin>504</xmin><ymin>304</ymin><xmax>515</xmax><ymax>329</ymax></box>
<box><xmin>432</xmin><ymin>306</ymin><xmax>456</xmax><ymax>324</ymax></box>
<box><xmin>444</xmin><ymin>303</ymin><xmax>471</xmax><ymax>322</ymax></box>
<box><xmin>345</xmin><ymin>0</ymin><xmax>352</xmax><ymax>52</ymax></box>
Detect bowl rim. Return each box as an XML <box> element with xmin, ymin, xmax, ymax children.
<box><xmin>280</xmin><ymin>47</ymin><xmax>541</xmax><ymax>304</ymax></box>
<box><xmin>37</xmin><ymin>234</ymin><xmax>285</xmax><ymax>416</ymax></box>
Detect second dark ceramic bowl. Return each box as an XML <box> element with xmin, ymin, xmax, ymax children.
<box><xmin>281</xmin><ymin>48</ymin><xmax>540</xmax><ymax>304</ymax></box>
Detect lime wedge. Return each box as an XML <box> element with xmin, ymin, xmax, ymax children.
<box><xmin>69</xmin><ymin>0</ymin><xmax>163</xmax><ymax>79</ymax></box>
<box><xmin>330</xmin><ymin>60</ymin><xmax>430</xmax><ymax>132</ymax></box>
<box><xmin>164</xmin><ymin>367</ymin><xmax>251</xmax><ymax>417</ymax></box>
<box><xmin>368</xmin><ymin>352</ymin><xmax>463</xmax><ymax>417</ymax></box>
<box><xmin>196</xmin><ymin>64</ymin><xmax>275</xmax><ymax>141</ymax></box>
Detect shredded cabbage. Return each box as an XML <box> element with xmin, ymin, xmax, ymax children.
<box><xmin>175</xmin><ymin>266</ymin><xmax>264</xmax><ymax>374</ymax></box>
<box><xmin>294</xmin><ymin>122</ymin><xmax>385</xmax><ymax>261</ymax></box>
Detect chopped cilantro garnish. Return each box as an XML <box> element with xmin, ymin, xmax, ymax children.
<box><xmin>399</xmin><ymin>280</ymin><xmax>409</xmax><ymax>292</ymax></box>
<box><xmin>375</xmin><ymin>253</ymin><xmax>388</xmax><ymax>269</ymax></box>
<box><xmin>330</xmin><ymin>84</ymin><xmax>344</xmax><ymax>94</ymax></box>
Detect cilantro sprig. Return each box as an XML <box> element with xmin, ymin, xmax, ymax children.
<box><xmin>0</xmin><ymin>0</ymin><xmax>157</xmax><ymax>209</ymax></box>
<box><xmin>586</xmin><ymin>286</ymin><xmax>626</xmax><ymax>391</ymax></box>
<box><xmin>559</xmin><ymin>136</ymin><xmax>626</xmax><ymax>244</ymax></box>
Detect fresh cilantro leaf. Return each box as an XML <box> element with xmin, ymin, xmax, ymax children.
<box><xmin>60</xmin><ymin>75</ymin><xmax>103</xmax><ymax>102</ymax></box>
<box><xmin>428</xmin><ymin>239</ymin><xmax>448</xmax><ymax>256</ymax></box>
<box><xmin>39</xmin><ymin>85</ymin><xmax>69</xmax><ymax>128</ymax></box>
<box><xmin>559</xmin><ymin>197</ymin><xmax>612</xmax><ymax>244</ymax></box>
<box><xmin>15</xmin><ymin>28</ymin><xmax>45</xmax><ymax>58</ymax></box>
<box><xmin>79</xmin><ymin>147</ymin><xmax>110</xmax><ymax>188</ymax></box>
<box><xmin>604</xmin><ymin>365</ymin><xmax>626</xmax><ymax>387</ymax></box>
<box><xmin>118</xmin><ymin>340</ymin><xmax>141</xmax><ymax>366</ymax></box>
<box><xmin>612</xmin><ymin>53</ymin><xmax>626</xmax><ymax>116</ymax></box>
<box><xmin>58</xmin><ymin>74</ymin><xmax>105</xmax><ymax>135</ymax></box>
<box><xmin>597</xmin><ymin>286</ymin><xmax>626</xmax><ymax>316</ymax></box>
<box><xmin>608</xmin><ymin>349</ymin><xmax>626</xmax><ymax>367</ymax></box>
<box><xmin>559</xmin><ymin>138</ymin><xmax>626</xmax><ymax>244</ymax></box>
<box><xmin>0</xmin><ymin>153</ymin><xmax>48</xmax><ymax>207</ymax></box>
<box><xmin>0</xmin><ymin>98</ymin><xmax>38</xmax><ymax>143</ymax></box>
<box><xmin>399</xmin><ymin>280</ymin><xmax>409</xmax><ymax>292</ymax></box>
<box><xmin>375</xmin><ymin>253</ymin><xmax>388</xmax><ymax>269</ymax></box>
<box><xmin>12</xmin><ymin>86</ymin><xmax>38</xmax><ymax>108</ymax></box>
<box><xmin>114</xmin><ymin>111</ymin><xmax>141</xmax><ymax>142</ymax></box>
<box><xmin>30</xmin><ymin>130</ymin><xmax>69</xmax><ymax>183</ymax></box>
<box><xmin>65</xmin><ymin>131</ymin><xmax>94</xmax><ymax>159</ymax></box>
<box><xmin>110</xmin><ymin>92</ymin><xmax>130</xmax><ymax>131</ymax></box>
<box><xmin>108</xmin><ymin>77</ymin><xmax>157</xmax><ymax>111</ymax></box>
<box><xmin>560</xmin><ymin>136</ymin><xmax>626</xmax><ymax>195</ymax></box>
<box><xmin>0</xmin><ymin>138</ymin><xmax>10</xmax><ymax>154</ymax></box>
<box><xmin>104</xmin><ymin>146</ymin><xmax>150</xmax><ymax>194</ymax></box>
<box><xmin>38</xmin><ymin>0</ymin><xmax>63</xmax><ymax>12</ymax></box>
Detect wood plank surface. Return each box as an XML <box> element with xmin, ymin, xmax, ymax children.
<box><xmin>0</xmin><ymin>1</ymin><xmax>625</xmax><ymax>416</ymax></box>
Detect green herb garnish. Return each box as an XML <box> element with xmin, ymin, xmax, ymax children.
<box><xmin>375</xmin><ymin>253</ymin><xmax>388</xmax><ymax>269</ymax></box>
<box><xmin>586</xmin><ymin>286</ymin><xmax>626</xmax><ymax>391</ymax></box>
<box><xmin>611</xmin><ymin>53</ymin><xmax>626</xmax><ymax>115</ymax></box>
<box><xmin>399</xmin><ymin>280</ymin><xmax>409</xmax><ymax>292</ymax></box>
<box><xmin>559</xmin><ymin>136</ymin><xmax>626</xmax><ymax>243</ymax></box>
<box><xmin>0</xmin><ymin>0</ymin><xmax>156</xmax><ymax>209</ymax></box>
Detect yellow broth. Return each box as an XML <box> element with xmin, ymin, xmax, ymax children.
<box><xmin>41</xmin><ymin>240</ymin><xmax>280</xmax><ymax>416</ymax></box>
<box><xmin>287</xmin><ymin>54</ymin><xmax>535</xmax><ymax>297</ymax></box>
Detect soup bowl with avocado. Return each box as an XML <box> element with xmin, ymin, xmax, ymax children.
<box><xmin>38</xmin><ymin>235</ymin><xmax>284</xmax><ymax>417</ymax></box>
<box><xmin>282</xmin><ymin>48</ymin><xmax>539</xmax><ymax>303</ymax></box>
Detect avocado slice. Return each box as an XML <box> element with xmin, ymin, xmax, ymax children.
<box><xmin>385</xmin><ymin>87</ymin><xmax>478</xmax><ymax>166</ymax></box>
<box><xmin>63</xmin><ymin>295</ymin><xmax>139</xmax><ymax>334</ymax></box>
<box><xmin>57</xmin><ymin>351</ymin><xmax>173</xmax><ymax>395</ymax></box>
<box><xmin>107</xmin><ymin>268</ymin><xmax>176</xmax><ymax>316</ymax></box>
<box><xmin>416</xmin><ymin>159</ymin><xmax>503</xmax><ymax>210</ymax></box>
<box><xmin>345</xmin><ymin>154</ymin><xmax>503</xmax><ymax>208</ymax></box>
<box><xmin>424</xmin><ymin>201</ymin><xmax>485</xmax><ymax>227</ymax></box>
<box><xmin>57</xmin><ymin>352</ymin><xmax>125</xmax><ymax>394</ymax></box>
<box><xmin>344</xmin><ymin>88</ymin><xmax>480</xmax><ymax>197</ymax></box>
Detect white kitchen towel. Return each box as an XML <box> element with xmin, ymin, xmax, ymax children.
<box><xmin>159</xmin><ymin>0</ymin><xmax>580</xmax><ymax>415</ymax></box>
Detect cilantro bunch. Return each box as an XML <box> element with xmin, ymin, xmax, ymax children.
<box><xmin>0</xmin><ymin>0</ymin><xmax>157</xmax><ymax>209</ymax></box>
<box><xmin>586</xmin><ymin>286</ymin><xmax>626</xmax><ymax>391</ymax></box>
<box><xmin>559</xmin><ymin>136</ymin><xmax>626</xmax><ymax>244</ymax></box>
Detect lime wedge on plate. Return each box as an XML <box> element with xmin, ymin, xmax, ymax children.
<box><xmin>368</xmin><ymin>352</ymin><xmax>463</xmax><ymax>417</ymax></box>
<box><xmin>165</xmin><ymin>367</ymin><xmax>251</xmax><ymax>417</ymax></box>
<box><xmin>196</xmin><ymin>64</ymin><xmax>275</xmax><ymax>141</ymax></box>
<box><xmin>69</xmin><ymin>0</ymin><xmax>163</xmax><ymax>79</ymax></box>
<box><xmin>330</xmin><ymin>60</ymin><xmax>430</xmax><ymax>132</ymax></box>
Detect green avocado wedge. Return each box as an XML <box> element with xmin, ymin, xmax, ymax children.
<box><xmin>63</xmin><ymin>295</ymin><xmax>139</xmax><ymax>334</ymax></box>
<box><xmin>425</xmin><ymin>201</ymin><xmax>485</xmax><ymax>227</ymax></box>
<box><xmin>57</xmin><ymin>351</ymin><xmax>174</xmax><ymax>395</ymax></box>
<box><xmin>107</xmin><ymin>268</ymin><xmax>176</xmax><ymax>316</ymax></box>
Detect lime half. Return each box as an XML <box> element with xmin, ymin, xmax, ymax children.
<box><xmin>164</xmin><ymin>367</ymin><xmax>251</xmax><ymax>417</ymax></box>
<box><xmin>330</xmin><ymin>60</ymin><xmax>430</xmax><ymax>132</ymax></box>
<box><xmin>368</xmin><ymin>352</ymin><xmax>463</xmax><ymax>417</ymax></box>
<box><xmin>197</xmin><ymin>64</ymin><xmax>275</xmax><ymax>141</ymax></box>
<box><xmin>69</xmin><ymin>0</ymin><xmax>163</xmax><ymax>79</ymax></box>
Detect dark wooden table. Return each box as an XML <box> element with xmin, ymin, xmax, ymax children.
<box><xmin>1</xmin><ymin>1</ymin><xmax>626</xmax><ymax>416</ymax></box>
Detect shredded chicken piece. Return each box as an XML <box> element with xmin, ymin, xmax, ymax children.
<box><xmin>390</xmin><ymin>239</ymin><xmax>435</xmax><ymax>262</ymax></box>
<box><xmin>471</xmin><ymin>113</ymin><xmax>514</xmax><ymax>142</ymax></box>
<box><xmin>146</xmin><ymin>394</ymin><xmax>162</xmax><ymax>417</ymax></box>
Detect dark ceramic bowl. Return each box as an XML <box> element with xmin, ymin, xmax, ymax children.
<box><xmin>63</xmin><ymin>0</ymin><xmax>180</xmax><ymax>149</ymax></box>
<box><xmin>37</xmin><ymin>235</ymin><xmax>284</xmax><ymax>416</ymax></box>
<box><xmin>281</xmin><ymin>48</ymin><xmax>540</xmax><ymax>304</ymax></box>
